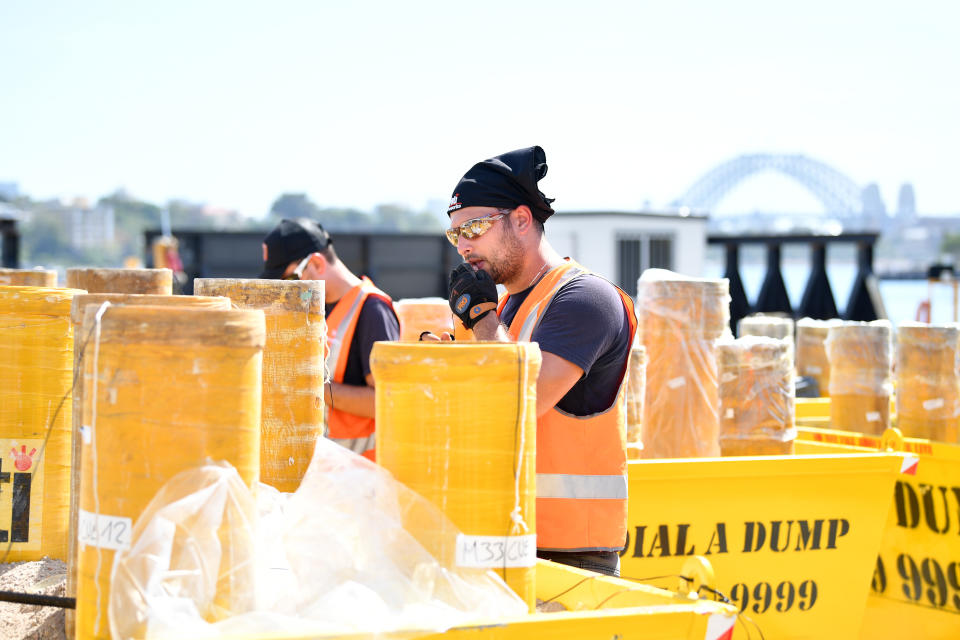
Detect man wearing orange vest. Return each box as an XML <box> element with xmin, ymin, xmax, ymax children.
<box><xmin>442</xmin><ymin>146</ymin><xmax>637</xmax><ymax>577</ymax></box>
<box><xmin>260</xmin><ymin>218</ymin><xmax>399</xmax><ymax>461</ymax></box>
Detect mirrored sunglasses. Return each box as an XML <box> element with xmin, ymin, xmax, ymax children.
<box><xmin>445</xmin><ymin>210</ymin><xmax>510</xmax><ymax>247</ymax></box>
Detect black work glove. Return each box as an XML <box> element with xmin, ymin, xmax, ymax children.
<box><xmin>448</xmin><ymin>264</ymin><xmax>498</xmax><ymax>329</ymax></box>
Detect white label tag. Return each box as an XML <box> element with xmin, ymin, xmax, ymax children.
<box><xmin>866</xmin><ymin>411</ymin><xmax>881</xmax><ymax>422</ymax></box>
<box><xmin>804</xmin><ymin>365</ymin><xmax>822</xmax><ymax>375</ymax></box>
<box><xmin>725</xmin><ymin>408</ymin><xmax>735</xmax><ymax>419</ymax></box>
<box><xmin>667</xmin><ymin>376</ymin><xmax>686</xmax><ymax>389</ymax></box>
<box><xmin>78</xmin><ymin>510</ymin><xmax>132</xmax><ymax>551</ymax></box>
<box><xmin>455</xmin><ymin>534</ymin><xmax>537</xmax><ymax>568</ymax></box>
<box><xmin>923</xmin><ymin>398</ymin><xmax>945</xmax><ymax>411</ymax></box>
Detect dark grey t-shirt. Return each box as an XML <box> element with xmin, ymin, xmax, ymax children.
<box><xmin>325</xmin><ymin>295</ymin><xmax>399</xmax><ymax>387</ymax></box>
<box><xmin>499</xmin><ymin>274</ymin><xmax>633</xmax><ymax>416</ymax></box>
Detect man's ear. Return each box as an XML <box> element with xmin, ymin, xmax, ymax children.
<box><xmin>309</xmin><ymin>252</ymin><xmax>328</xmax><ymax>275</ymax></box>
<box><xmin>511</xmin><ymin>205</ymin><xmax>535</xmax><ymax>235</ymax></box>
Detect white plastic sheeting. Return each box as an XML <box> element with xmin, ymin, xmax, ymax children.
<box><xmin>108</xmin><ymin>438</ymin><xmax>526</xmax><ymax>639</ymax></box>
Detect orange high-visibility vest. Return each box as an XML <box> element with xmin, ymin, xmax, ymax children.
<box><xmin>497</xmin><ymin>260</ymin><xmax>638</xmax><ymax>551</ymax></box>
<box><xmin>326</xmin><ymin>277</ymin><xmax>394</xmax><ymax>461</ymax></box>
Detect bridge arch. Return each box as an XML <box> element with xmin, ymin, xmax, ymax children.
<box><xmin>674</xmin><ymin>154</ymin><xmax>862</xmax><ymax>214</ymax></box>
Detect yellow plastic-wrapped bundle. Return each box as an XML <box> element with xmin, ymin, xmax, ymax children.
<box><xmin>452</xmin><ymin>316</ymin><xmax>475</xmax><ymax>341</ymax></box>
<box><xmin>75</xmin><ymin>305</ymin><xmax>264</xmax><ymax>640</ymax></box>
<box><xmin>0</xmin><ymin>267</ymin><xmax>57</xmax><ymax>287</ymax></box>
<box><xmin>717</xmin><ymin>335</ymin><xmax>795</xmax><ymax>456</ymax></box>
<box><xmin>371</xmin><ymin>342</ymin><xmax>540</xmax><ymax>611</ymax></box>
<box><xmin>65</xmin><ymin>293</ymin><xmax>231</xmax><ymax>638</ymax></box>
<box><xmin>896</xmin><ymin>322</ymin><xmax>960</xmax><ymax>443</ymax></box>
<box><xmin>796</xmin><ymin>318</ymin><xmax>842</xmax><ymax>397</ymax></box>
<box><xmin>737</xmin><ymin>315</ymin><xmax>795</xmax><ymax>341</ymax></box>
<box><xmin>66</xmin><ymin>267</ymin><xmax>173</xmax><ymax>294</ymax></box>
<box><xmin>826</xmin><ymin>320</ymin><xmax>892</xmax><ymax>435</ymax></box>
<box><xmin>393</xmin><ymin>297</ymin><xmax>454</xmax><ymax>340</ymax></box>
<box><xmin>0</xmin><ymin>285</ymin><xmax>84</xmax><ymax>562</ymax></box>
<box><xmin>625</xmin><ymin>345</ymin><xmax>647</xmax><ymax>460</ymax></box>
<box><xmin>194</xmin><ymin>278</ymin><xmax>326</xmax><ymax>492</ymax></box>
<box><xmin>637</xmin><ymin>269</ymin><xmax>730</xmax><ymax>458</ymax></box>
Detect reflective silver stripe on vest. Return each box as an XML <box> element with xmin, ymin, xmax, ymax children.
<box><xmin>516</xmin><ymin>267</ymin><xmax>586</xmax><ymax>341</ymax></box>
<box><xmin>326</xmin><ymin>289</ymin><xmax>368</xmax><ymax>378</ymax></box>
<box><xmin>536</xmin><ymin>473</ymin><xmax>628</xmax><ymax>500</ymax></box>
<box><xmin>330</xmin><ymin>434</ymin><xmax>376</xmax><ymax>456</ymax></box>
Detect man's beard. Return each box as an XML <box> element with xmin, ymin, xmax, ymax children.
<box><xmin>482</xmin><ymin>227</ymin><xmax>525</xmax><ymax>286</ymax></box>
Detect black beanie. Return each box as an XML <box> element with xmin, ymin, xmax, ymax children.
<box><xmin>448</xmin><ymin>146</ymin><xmax>556</xmax><ymax>222</ymax></box>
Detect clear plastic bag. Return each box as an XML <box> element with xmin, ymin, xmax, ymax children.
<box><xmin>825</xmin><ymin>320</ymin><xmax>893</xmax><ymax>434</ymax></box>
<box><xmin>109</xmin><ymin>438</ymin><xmax>526</xmax><ymax>639</ymax></box>
<box><xmin>636</xmin><ymin>269</ymin><xmax>731</xmax><ymax>458</ymax></box>
<box><xmin>737</xmin><ymin>315</ymin><xmax>794</xmax><ymax>341</ymax></box>
<box><xmin>717</xmin><ymin>335</ymin><xmax>796</xmax><ymax>456</ymax></box>
<box><xmin>896</xmin><ymin>322</ymin><xmax>960</xmax><ymax>443</ymax></box>
<box><xmin>825</xmin><ymin>321</ymin><xmax>893</xmax><ymax>397</ymax></box>
<box><xmin>795</xmin><ymin>318</ymin><xmax>842</xmax><ymax>396</ymax></box>
<box><xmin>625</xmin><ymin>346</ymin><xmax>647</xmax><ymax>458</ymax></box>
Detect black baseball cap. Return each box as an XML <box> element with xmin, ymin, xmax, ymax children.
<box><xmin>259</xmin><ymin>218</ymin><xmax>332</xmax><ymax>279</ymax></box>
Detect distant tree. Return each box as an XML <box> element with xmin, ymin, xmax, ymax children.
<box><xmin>942</xmin><ymin>232</ymin><xmax>960</xmax><ymax>262</ymax></box>
<box><xmin>269</xmin><ymin>193</ymin><xmax>321</xmax><ymax>221</ymax></box>
<box><xmin>372</xmin><ymin>204</ymin><xmax>444</xmax><ymax>231</ymax></box>
<box><xmin>21</xmin><ymin>209</ymin><xmax>121</xmax><ymax>267</ymax></box>
<box><xmin>373</xmin><ymin>204</ymin><xmax>408</xmax><ymax>230</ymax></box>
<box><xmin>410</xmin><ymin>210</ymin><xmax>443</xmax><ymax>231</ymax></box>
<box><xmin>317</xmin><ymin>207</ymin><xmax>373</xmax><ymax>230</ymax></box>
<box><xmin>265</xmin><ymin>194</ymin><xmax>444</xmax><ymax>232</ymax></box>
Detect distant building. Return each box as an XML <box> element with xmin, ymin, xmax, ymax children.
<box><xmin>545</xmin><ymin>210</ymin><xmax>708</xmax><ymax>296</ymax></box>
<box><xmin>896</xmin><ymin>183</ymin><xmax>917</xmax><ymax>223</ymax></box>
<box><xmin>70</xmin><ymin>204</ymin><xmax>115</xmax><ymax>248</ymax></box>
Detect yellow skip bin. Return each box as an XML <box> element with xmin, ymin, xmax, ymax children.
<box><xmin>159</xmin><ymin>559</ymin><xmax>739</xmax><ymax>640</ymax></box>
<box><xmin>797</xmin><ymin>427</ymin><xmax>960</xmax><ymax>639</ymax></box>
<box><xmin>795</xmin><ymin>397</ymin><xmax>831</xmax><ymax>427</ymax></box>
<box><xmin>622</xmin><ymin>453</ymin><xmax>904</xmax><ymax>639</ymax></box>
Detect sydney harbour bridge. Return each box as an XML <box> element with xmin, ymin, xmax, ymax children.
<box><xmin>671</xmin><ymin>153</ymin><xmax>913</xmax><ymax>231</ymax></box>
<box><xmin>670</xmin><ymin>153</ymin><xmax>923</xmax><ymax>326</ymax></box>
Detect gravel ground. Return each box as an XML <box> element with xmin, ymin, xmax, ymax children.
<box><xmin>0</xmin><ymin>558</ymin><xmax>67</xmax><ymax>640</ymax></box>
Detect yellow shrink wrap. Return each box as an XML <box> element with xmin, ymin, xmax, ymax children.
<box><xmin>637</xmin><ymin>269</ymin><xmax>730</xmax><ymax>458</ymax></box>
<box><xmin>394</xmin><ymin>297</ymin><xmax>454</xmax><ymax>340</ymax></box>
<box><xmin>194</xmin><ymin>278</ymin><xmax>326</xmax><ymax>492</ymax></box>
<box><xmin>625</xmin><ymin>346</ymin><xmax>647</xmax><ymax>460</ymax></box>
<box><xmin>0</xmin><ymin>285</ymin><xmax>84</xmax><ymax>562</ymax></box>
<box><xmin>717</xmin><ymin>335</ymin><xmax>796</xmax><ymax>456</ymax></box>
<box><xmin>795</xmin><ymin>318</ymin><xmax>842</xmax><ymax>397</ymax></box>
<box><xmin>75</xmin><ymin>305</ymin><xmax>264</xmax><ymax>640</ymax></box>
<box><xmin>66</xmin><ymin>267</ymin><xmax>172</xmax><ymax>294</ymax></box>
<box><xmin>737</xmin><ymin>314</ymin><xmax>795</xmax><ymax>341</ymax></box>
<box><xmin>65</xmin><ymin>293</ymin><xmax>232</xmax><ymax>639</ymax></box>
<box><xmin>371</xmin><ymin>342</ymin><xmax>541</xmax><ymax>611</ymax></box>
<box><xmin>452</xmin><ymin>316</ymin><xmax>475</xmax><ymax>341</ymax></box>
<box><xmin>896</xmin><ymin>322</ymin><xmax>960</xmax><ymax>443</ymax></box>
<box><xmin>0</xmin><ymin>267</ymin><xmax>57</xmax><ymax>287</ymax></box>
<box><xmin>826</xmin><ymin>320</ymin><xmax>892</xmax><ymax>435</ymax></box>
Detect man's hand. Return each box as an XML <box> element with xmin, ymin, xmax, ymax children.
<box><xmin>449</xmin><ymin>264</ymin><xmax>498</xmax><ymax>329</ymax></box>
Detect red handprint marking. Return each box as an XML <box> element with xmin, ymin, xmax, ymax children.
<box><xmin>11</xmin><ymin>445</ymin><xmax>37</xmax><ymax>472</ymax></box>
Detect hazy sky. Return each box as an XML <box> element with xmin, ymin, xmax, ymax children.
<box><xmin>2</xmin><ymin>1</ymin><xmax>957</xmax><ymax>218</ymax></box>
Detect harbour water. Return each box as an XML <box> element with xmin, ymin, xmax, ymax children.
<box><xmin>703</xmin><ymin>258</ymin><xmax>958</xmax><ymax>326</ymax></box>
